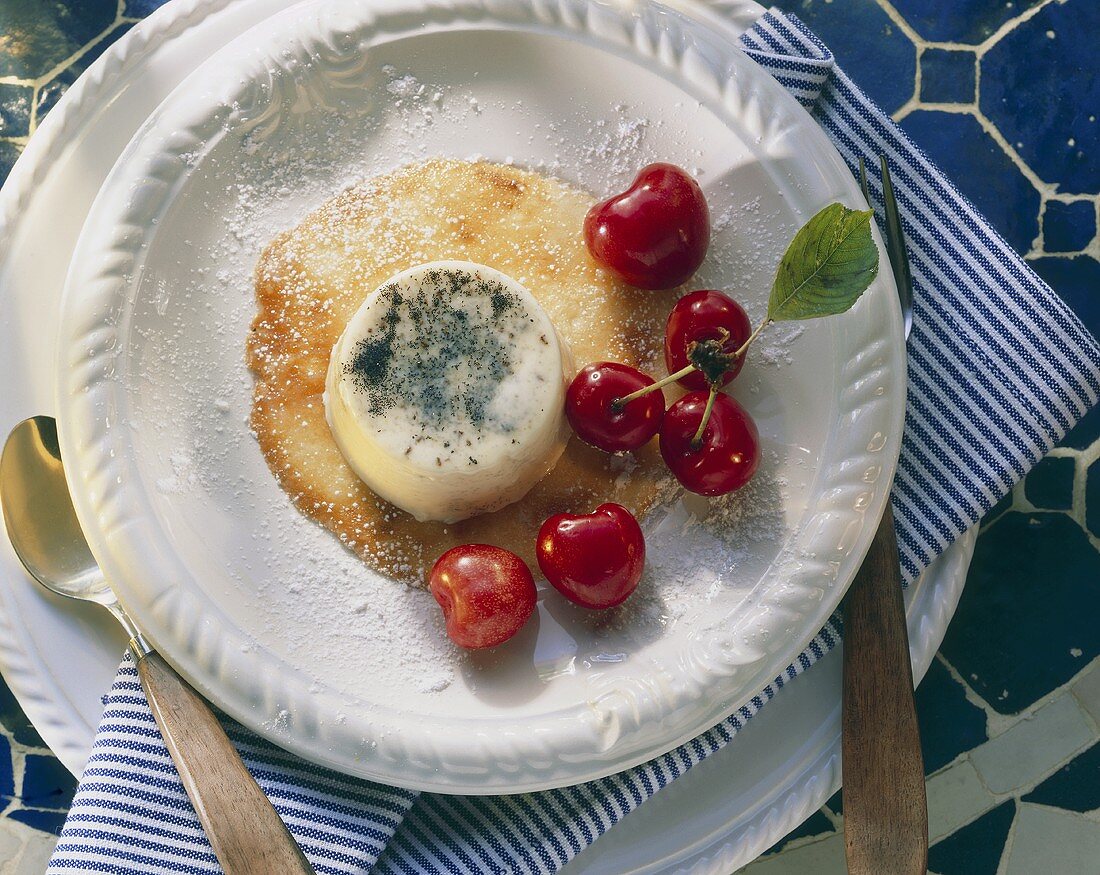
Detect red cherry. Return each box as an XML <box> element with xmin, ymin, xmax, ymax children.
<box><xmin>583</xmin><ymin>163</ymin><xmax>710</xmax><ymax>290</ymax></box>
<box><xmin>664</xmin><ymin>290</ymin><xmax>752</xmax><ymax>391</ymax></box>
<box><xmin>565</xmin><ymin>362</ymin><xmax>664</xmax><ymax>453</ymax></box>
<box><xmin>429</xmin><ymin>545</ymin><xmax>537</xmax><ymax>649</ymax></box>
<box><xmin>660</xmin><ymin>392</ymin><xmax>760</xmax><ymax>496</ymax></box>
<box><xmin>536</xmin><ymin>503</ymin><xmax>645</xmax><ymax>609</ymax></box>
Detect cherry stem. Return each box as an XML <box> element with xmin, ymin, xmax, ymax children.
<box><xmin>611</xmin><ymin>316</ymin><xmax>772</xmax><ymax>410</ymax></box>
<box><xmin>734</xmin><ymin>317</ymin><xmax>771</xmax><ymax>360</ymax></box>
<box><xmin>691</xmin><ymin>387</ymin><xmax>719</xmax><ymax>449</ymax></box>
<box><xmin>613</xmin><ymin>364</ymin><xmax>696</xmax><ymax>409</ymax></box>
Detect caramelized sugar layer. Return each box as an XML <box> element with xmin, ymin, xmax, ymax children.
<box><xmin>249</xmin><ymin>159</ymin><xmax>678</xmax><ymax>584</ymax></box>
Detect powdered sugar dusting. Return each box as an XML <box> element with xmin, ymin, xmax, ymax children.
<box><xmin>758</xmin><ymin>323</ymin><xmax>806</xmax><ymax>368</ymax></box>
<box><xmin>116</xmin><ymin>45</ymin><xmax>830</xmax><ymax>710</ymax></box>
<box><xmin>585</xmin><ymin>112</ymin><xmax>652</xmax><ymax>176</ymax></box>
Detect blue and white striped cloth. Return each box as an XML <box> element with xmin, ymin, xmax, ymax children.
<box><xmin>48</xmin><ymin>8</ymin><xmax>1100</xmax><ymax>874</ymax></box>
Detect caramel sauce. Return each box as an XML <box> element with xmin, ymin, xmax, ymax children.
<box><xmin>248</xmin><ymin>159</ymin><xmax>679</xmax><ymax>584</ymax></box>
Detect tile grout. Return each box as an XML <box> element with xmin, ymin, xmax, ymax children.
<box><xmin>995</xmin><ymin>800</ymin><xmax>1020</xmax><ymax>875</ymax></box>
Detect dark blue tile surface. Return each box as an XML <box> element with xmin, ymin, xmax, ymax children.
<box><xmin>1023</xmin><ymin>741</ymin><xmax>1100</xmax><ymax>813</ymax></box>
<box><xmin>1060</xmin><ymin>401</ymin><xmax>1100</xmax><ymax>451</ymax></box>
<box><xmin>774</xmin><ymin>0</ymin><xmax>916</xmax><ymax>114</ymax></box>
<box><xmin>124</xmin><ymin>0</ymin><xmax>172</xmax><ymax>17</ymax></box>
<box><xmin>0</xmin><ymin>734</ymin><xmax>12</xmax><ymax>800</ymax></box>
<box><xmin>20</xmin><ymin>754</ymin><xmax>77</xmax><ymax>808</ymax></box>
<box><xmin>900</xmin><ymin>110</ymin><xmax>1040</xmax><ymax>254</ymax></box>
<box><xmin>1086</xmin><ymin>460</ymin><xmax>1100</xmax><ymax>540</ymax></box>
<box><xmin>981</xmin><ymin>0</ymin><xmax>1097</xmax><ymax>192</ymax></box>
<box><xmin>7</xmin><ymin>807</ymin><xmax>69</xmax><ymax>836</ymax></box>
<box><xmin>1044</xmin><ymin>201</ymin><xmax>1097</xmax><ymax>254</ymax></box>
<box><xmin>0</xmin><ymin>676</ymin><xmax>46</xmax><ymax>748</ymax></box>
<box><xmin>940</xmin><ymin>512</ymin><xmax>1100</xmax><ymax>714</ymax></box>
<box><xmin>1030</xmin><ymin>256</ymin><xmax>1100</xmax><ymax>342</ymax></box>
<box><xmin>920</xmin><ymin>49</ymin><xmax>976</xmax><ymax>104</ymax></box>
<box><xmin>0</xmin><ymin>83</ymin><xmax>32</xmax><ymax>138</ymax></box>
<box><xmin>0</xmin><ymin>0</ymin><xmax>115</xmax><ymax>79</ymax></box>
<box><xmin>34</xmin><ymin>22</ymin><xmax>134</xmax><ymax>126</ymax></box>
<box><xmin>0</xmin><ymin>140</ymin><xmax>21</xmax><ymax>185</ymax></box>
<box><xmin>915</xmin><ymin>659</ymin><xmax>988</xmax><ymax>774</ymax></box>
<box><xmin>1024</xmin><ymin>455</ymin><xmax>1075</xmax><ymax>511</ymax></box>
<box><xmin>981</xmin><ymin>490</ymin><xmax>1013</xmax><ymax>527</ymax></box>
<box><xmin>890</xmin><ymin>0</ymin><xmax>1043</xmax><ymax>43</ymax></box>
<box><xmin>928</xmin><ymin>800</ymin><xmax>1015</xmax><ymax>875</ymax></box>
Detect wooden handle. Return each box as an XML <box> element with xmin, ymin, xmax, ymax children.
<box><xmin>842</xmin><ymin>504</ymin><xmax>928</xmax><ymax>875</ymax></box>
<box><xmin>136</xmin><ymin>651</ymin><xmax>314</xmax><ymax>874</ymax></box>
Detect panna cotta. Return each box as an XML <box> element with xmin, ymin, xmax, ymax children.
<box><xmin>325</xmin><ymin>261</ymin><xmax>572</xmax><ymax>523</ymax></box>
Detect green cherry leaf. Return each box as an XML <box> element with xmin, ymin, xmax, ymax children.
<box><xmin>767</xmin><ymin>203</ymin><xmax>880</xmax><ymax>323</ymax></box>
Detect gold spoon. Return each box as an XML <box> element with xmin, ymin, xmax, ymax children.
<box><xmin>1</xmin><ymin>415</ymin><xmax>314</xmax><ymax>875</ymax></box>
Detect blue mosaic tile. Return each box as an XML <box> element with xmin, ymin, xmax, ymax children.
<box><xmin>0</xmin><ymin>83</ymin><xmax>32</xmax><ymax>138</ymax></box>
<box><xmin>763</xmin><ymin>810</ymin><xmax>835</xmax><ymax>855</ymax></box>
<box><xmin>981</xmin><ymin>490</ymin><xmax>1014</xmax><ymax>527</ymax></box>
<box><xmin>0</xmin><ymin>139</ymin><xmax>21</xmax><ymax>187</ymax></box>
<box><xmin>1023</xmin><ymin>455</ymin><xmax>1075</xmax><ymax>511</ymax></box>
<box><xmin>928</xmin><ymin>800</ymin><xmax>1015</xmax><ymax>875</ymax></box>
<box><xmin>940</xmin><ymin>512</ymin><xmax>1100</xmax><ymax>714</ymax></box>
<box><xmin>1086</xmin><ymin>459</ymin><xmax>1100</xmax><ymax>540</ymax></box>
<box><xmin>920</xmin><ymin>49</ymin><xmax>976</xmax><ymax>104</ymax></box>
<box><xmin>772</xmin><ymin>0</ymin><xmax>916</xmax><ymax>114</ymax></box>
<box><xmin>980</xmin><ymin>0</ymin><xmax>1098</xmax><ymax>193</ymax></box>
<box><xmin>34</xmin><ymin>22</ymin><xmax>134</xmax><ymax>126</ymax></box>
<box><xmin>890</xmin><ymin>0</ymin><xmax>1043</xmax><ymax>43</ymax></box>
<box><xmin>20</xmin><ymin>753</ymin><xmax>77</xmax><ymax>807</ymax></box>
<box><xmin>915</xmin><ymin>659</ymin><xmax>989</xmax><ymax>774</ymax></box>
<box><xmin>0</xmin><ymin>675</ymin><xmax>46</xmax><ymax>748</ymax></box>
<box><xmin>1059</xmin><ymin>401</ymin><xmax>1100</xmax><ymax>451</ymax></box>
<box><xmin>1044</xmin><ymin>201</ymin><xmax>1097</xmax><ymax>254</ymax></box>
<box><xmin>1029</xmin><ymin>256</ymin><xmax>1100</xmax><ymax>342</ymax></box>
<box><xmin>0</xmin><ymin>0</ymin><xmax>115</xmax><ymax>80</ymax></box>
<box><xmin>7</xmin><ymin>806</ymin><xmax>69</xmax><ymax>836</ymax></box>
<box><xmin>124</xmin><ymin>0</ymin><xmax>172</xmax><ymax>17</ymax></box>
<box><xmin>1023</xmin><ymin>740</ymin><xmax>1100</xmax><ymax>813</ymax></box>
<box><xmin>900</xmin><ymin>110</ymin><xmax>1041</xmax><ymax>254</ymax></box>
<box><xmin>824</xmin><ymin>789</ymin><xmax>843</xmax><ymax>816</ymax></box>
<box><xmin>0</xmin><ymin>733</ymin><xmax>12</xmax><ymax>799</ymax></box>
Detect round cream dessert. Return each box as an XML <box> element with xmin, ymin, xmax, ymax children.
<box><xmin>325</xmin><ymin>261</ymin><xmax>573</xmax><ymax>524</ymax></box>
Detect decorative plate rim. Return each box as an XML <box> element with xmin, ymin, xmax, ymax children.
<box><xmin>0</xmin><ymin>0</ymin><xmax>242</xmax><ymax>775</ymax></box>
<box><xmin>56</xmin><ymin>0</ymin><xmax>906</xmax><ymax>793</ymax></box>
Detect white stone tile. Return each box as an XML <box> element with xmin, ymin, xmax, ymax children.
<box><xmin>0</xmin><ymin>820</ymin><xmax>26</xmax><ymax>875</ymax></box>
<box><xmin>0</xmin><ymin>818</ymin><xmax>58</xmax><ymax>875</ymax></box>
<box><xmin>15</xmin><ymin>829</ymin><xmax>57</xmax><ymax>873</ymax></box>
<box><xmin>738</xmin><ymin>833</ymin><xmax>847</xmax><ymax>875</ymax></box>
<box><xmin>927</xmin><ymin>759</ymin><xmax>997</xmax><ymax>842</ymax></box>
<box><xmin>1004</xmin><ymin>804</ymin><xmax>1100</xmax><ymax>875</ymax></box>
<box><xmin>1071</xmin><ymin>661</ymin><xmax>1100</xmax><ymax>725</ymax></box>
<box><xmin>969</xmin><ymin>695</ymin><xmax>1093</xmax><ymax>794</ymax></box>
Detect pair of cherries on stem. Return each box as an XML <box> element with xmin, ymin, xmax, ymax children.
<box><xmin>566</xmin><ymin>290</ymin><xmax>762</xmax><ymax>496</ymax></box>
<box><xmin>430</xmin><ymin>504</ymin><xmax>645</xmax><ymax>649</ymax></box>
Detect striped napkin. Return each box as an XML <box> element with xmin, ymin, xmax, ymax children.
<box><xmin>47</xmin><ymin>8</ymin><xmax>1100</xmax><ymax>874</ymax></box>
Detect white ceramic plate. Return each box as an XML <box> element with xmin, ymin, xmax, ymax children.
<box><xmin>0</xmin><ymin>541</ymin><xmax>974</xmax><ymax>875</ymax></box>
<box><xmin>55</xmin><ymin>0</ymin><xmax>905</xmax><ymax>794</ymax></box>
<box><xmin>0</xmin><ymin>0</ymin><xmax>966</xmax><ymax>869</ymax></box>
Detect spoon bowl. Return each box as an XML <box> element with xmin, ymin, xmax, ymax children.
<box><xmin>1</xmin><ymin>414</ymin><xmax>315</xmax><ymax>874</ymax></box>
<box><xmin>1</xmin><ymin>416</ymin><xmax>114</xmax><ymax>608</ymax></box>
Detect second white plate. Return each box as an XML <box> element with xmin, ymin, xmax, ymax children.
<box><xmin>56</xmin><ymin>0</ymin><xmax>905</xmax><ymax>793</ymax></box>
